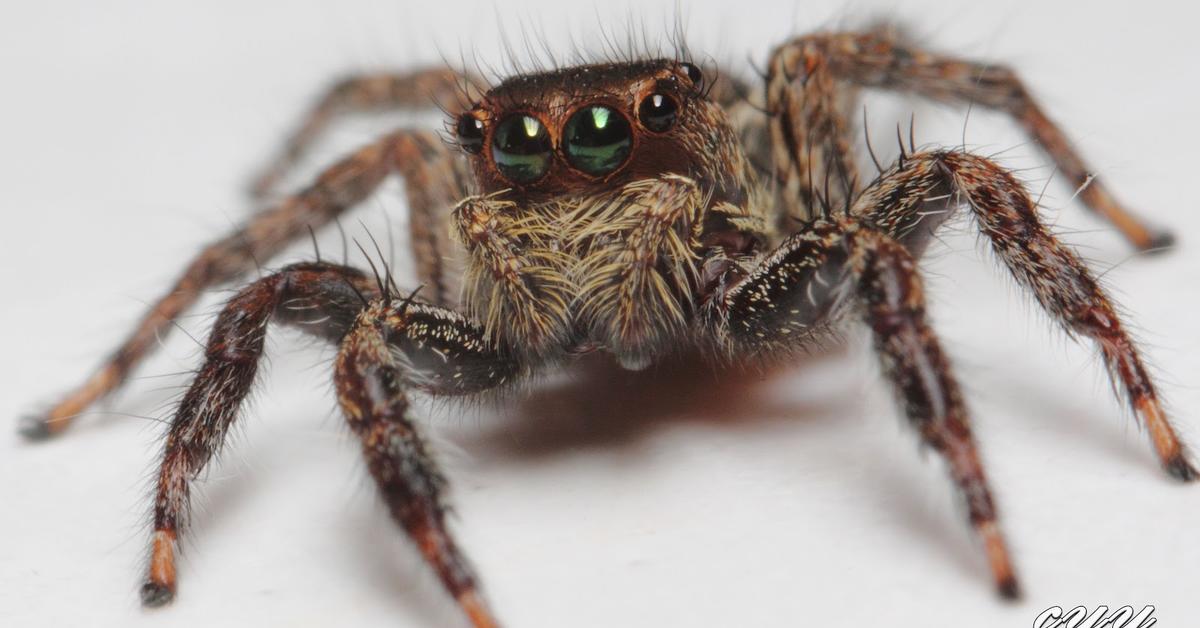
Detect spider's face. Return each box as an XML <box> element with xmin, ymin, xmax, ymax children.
<box><xmin>453</xmin><ymin>59</ymin><xmax>716</xmax><ymax>199</ymax></box>
<box><xmin>448</xmin><ymin>60</ymin><xmax>761</xmax><ymax>365</ymax></box>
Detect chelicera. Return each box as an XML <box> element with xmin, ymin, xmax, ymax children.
<box><xmin>22</xmin><ymin>26</ymin><xmax>1193</xmax><ymax>628</ymax></box>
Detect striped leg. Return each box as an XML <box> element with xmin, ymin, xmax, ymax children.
<box><xmin>141</xmin><ymin>258</ymin><xmax>518</xmax><ymax>626</ymax></box>
<box><xmin>853</xmin><ymin>230</ymin><xmax>1019</xmax><ymax>597</ymax></box>
<box><xmin>854</xmin><ymin>150</ymin><xmax>1197</xmax><ymax>481</ymax></box>
<box><xmin>335</xmin><ymin>299</ymin><xmax>520</xmax><ymax>628</ymax></box>
<box><xmin>248</xmin><ymin>67</ymin><xmax>479</xmax><ymax>200</ymax></box>
<box><xmin>21</xmin><ymin>129</ymin><xmax>458</xmax><ymax>439</ymax></box>
<box><xmin>766</xmin><ymin>28</ymin><xmax>1172</xmax><ymax>250</ymax></box>
<box><xmin>712</xmin><ymin>221</ymin><xmax>1018</xmax><ymax>597</ymax></box>
<box><xmin>142</xmin><ymin>262</ymin><xmax>377</xmax><ymax>605</ymax></box>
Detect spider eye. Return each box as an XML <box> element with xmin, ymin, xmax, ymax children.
<box><xmin>492</xmin><ymin>114</ymin><xmax>552</xmax><ymax>183</ymax></box>
<box><xmin>456</xmin><ymin>114</ymin><xmax>484</xmax><ymax>154</ymax></box>
<box><xmin>563</xmin><ymin>105</ymin><xmax>632</xmax><ymax>176</ymax></box>
<box><xmin>637</xmin><ymin>93</ymin><xmax>678</xmax><ymax>133</ymax></box>
<box><xmin>681</xmin><ymin>62</ymin><xmax>703</xmax><ymax>86</ymax></box>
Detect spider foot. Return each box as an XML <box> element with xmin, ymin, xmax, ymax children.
<box><xmin>458</xmin><ymin>590</ymin><xmax>502</xmax><ymax>628</ymax></box>
<box><xmin>141</xmin><ymin>530</ymin><xmax>178</xmax><ymax>608</ymax></box>
<box><xmin>1138</xmin><ymin>229</ymin><xmax>1177</xmax><ymax>255</ymax></box>
<box><xmin>979</xmin><ymin>521</ymin><xmax>1021</xmax><ymax>602</ymax></box>
<box><xmin>1165</xmin><ymin>453</ymin><xmax>1199</xmax><ymax>483</ymax></box>
<box><xmin>139</xmin><ymin>581</ymin><xmax>175</xmax><ymax>608</ymax></box>
<box><xmin>997</xmin><ymin>575</ymin><xmax>1022</xmax><ymax>601</ymax></box>
<box><xmin>17</xmin><ymin>414</ymin><xmax>55</xmax><ymax>441</ymax></box>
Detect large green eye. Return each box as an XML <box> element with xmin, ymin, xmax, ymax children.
<box><xmin>492</xmin><ymin>114</ymin><xmax>552</xmax><ymax>183</ymax></box>
<box><xmin>563</xmin><ymin>105</ymin><xmax>632</xmax><ymax>176</ymax></box>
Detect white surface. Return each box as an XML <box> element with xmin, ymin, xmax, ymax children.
<box><xmin>2</xmin><ymin>1</ymin><xmax>1198</xmax><ymax>626</ymax></box>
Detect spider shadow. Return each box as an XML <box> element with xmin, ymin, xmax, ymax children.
<box><xmin>457</xmin><ymin>348</ymin><xmax>848</xmax><ymax>463</ymax></box>
<box><xmin>984</xmin><ymin>368</ymin><xmax>1159</xmax><ymax>474</ymax></box>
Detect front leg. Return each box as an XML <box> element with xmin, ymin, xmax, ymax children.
<box><xmin>708</xmin><ymin>222</ymin><xmax>1019</xmax><ymax>598</ymax></box>
<box><xmin>335</xmin><ymin>298</ymin><xmax>521</xmax><ymax>628</ymax></box>
<box><xmin>142</xmin><ymin>262</ymin><xmax>379</xmax><ymax>605</ymax></box>
<box><xmin>140</xmin><ymin>263</ymin><xmax>518</xmax><ymax>626</ymax></box>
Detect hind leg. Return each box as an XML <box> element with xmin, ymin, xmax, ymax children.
<box><xmin>766</xmin><ymin>28</ymin><xmax>1171</xmax><ymax>250</ymax></box>
<box><xmin>248</xmin><ymin>68</ymin><xmax>480</xmax><ymax>200</ymax></box>
<box><xmin>21</xmin><ymin>129</ymin><xmax>463</xmax><ymax>438</ymax></box>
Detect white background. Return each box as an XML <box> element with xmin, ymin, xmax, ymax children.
<box><xmin>2</xmin><ymin>1</ymin><xmax>1198</xmax><ymax>626</ymax></box>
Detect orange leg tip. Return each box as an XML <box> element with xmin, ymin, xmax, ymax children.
<box><xmin>979</xmin><ymin>521</ymin><xmax>1019</xmax><ymax>600</ymax></box>
<box><xmin>1138</xmin><ymin>229</ymin><xmax>1176</xmax><ymax>255</ymax></box>
<box><xmin>145</xmin><ymin>530</ymin><xmax>178</xmax><ymax>608</ymax></box>
<box><xmin>1165</xmin><ymin>453</ymin><xmax>1199</xmax><ymax>483</ymax></box>
<box><xmin>140</xmin><ymin>581</ymin><xmax>175</xmax><ymax>608</ymax></box>
<box><xmin>17</xmin><ymin>414</ymin><xmax>55</xmax><ymax>441</ymax></box>
<box><xmin>458</xmin><ymin>590</ymin><xmax>501</xmax><ymax>628</ymax></box>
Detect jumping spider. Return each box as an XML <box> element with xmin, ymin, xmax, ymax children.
<box><xmin>22</xmin><ymin>27</ymin><xmax>1195</xmax><ymax>627</ymax></box>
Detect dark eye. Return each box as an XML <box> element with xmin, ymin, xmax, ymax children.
<box><xmin>637</xmin><ymin>93</ymin><xmax>678</xmax><ymax>133</ymax></box>
<box><xmin>681</xmin><ymin>62</ymin><xmax>703</xmax><ymax>86</ymax></box>
<box><xmin>563</xmin><ymin>105</ymin><xmax>633</xmax><ymax>176</ymax></box>
<box><xmin>492</xmin><ymin>114</ymin><xmax>552</xmax><ymax>183</ymax></box>
<box><xmin>455</xmin><ymin>114</ymin><xmax>484</xmax><ymax>154</ymax></box>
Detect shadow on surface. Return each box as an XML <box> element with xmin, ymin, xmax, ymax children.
<box><xmin>462</xmin><ymin>347</ymin><xmax>850</xmax><ymax>461</ymax></box>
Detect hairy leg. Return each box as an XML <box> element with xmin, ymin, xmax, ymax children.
<box><xmin>394</xmin><ymin>131</ymin><xmax>472</xmax><ymax>308</ymax></box>
<box><xmin>709</xmin><ymin>220</ymin><xmax>1018</xmax><ymax>597</ymax></box>
<box><xmin>335</xmin><ymin>299</ymin><xmax>520</xmax><ymax>628</ymax></box>
<box><xmin>707</xmin><ymin>70</ymin><xmax>774</xmax><ymax>178</ymax></box>
<box><xmin>766</xmin><ymin>28</ymin><xmax>1171</xmax><ymax>250</ymax></box>
<box><xmin>141</xmin><ymin>259</ymin><xmax>518</xmax><ymax>625</ymax></box>
<box><xmin>852</xmin><ymin>150</ymin><xmax>1196</xmax><ymax>480</ymax></box>
<box><xmin>766</xmin><ymin>31</ymin><xmax>864</xmax><ymax>224</ymax></box>
<box><xmin>23</xmin><ymin>129</ymin><xmax>456</xmax><ymax>438</ymax></box>
<box><xmin>142</xmin><ymin>262</ymin><xmax>377</xmax><ymax>605</ymax></box>
<box><xmin>248</xmin><ymin>68</ymin><xmax>479</xmax><ymax>200</ymax></box>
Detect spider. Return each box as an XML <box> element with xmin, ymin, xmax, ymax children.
<box><xmin>20</xmin><ymin>26</ymin><xmax>1195</xmax><ymax>628</ymax></box>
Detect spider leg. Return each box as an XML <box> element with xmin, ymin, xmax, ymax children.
<box><xmin>22</xmin><ymin>129</ymin><xmax>461</xmax><ymax>439</ymax></box>
<box><xmin>142</xmin><ymin>262</ymin><xmax>378</xmax><ymax>605</ymax></box>
<box><xmin>765</xmin><ymin>31</ymin><xmax>864</xmax><ymax>224</ymax></box>
<box><xmin>854</xmin><ymin>150</ymin><xmax>1196</xmax><ymax>481</ymax></box>
<box><xmin>248</xmin><ymin>68</ymin><xmax>481</xmax><ymax>200</ymax></box>
<box><xmin>706</xmin><ymin>71</ymin><xmax>774</xmax><ymax>177</ymax></box>
<box><xmin>400</xmin><ymin>131</ymin><xmax>472</xmax><ymax>308</ymax></box>
<box><xmin>766</xmin><ymin>28</ymin><xmax>1172</xmax><ymax>250</ymax></box>
<box><xmin>335</xmin><ymin>299</ymin><xmax>520</xmax><ymax>628</ymax></box>
<box><xmin>142</xmin><ymin>264</ymin><xmax>517</xmax><ymax>627</ymax></box>
<box><xmin>709</xmin><ymin>221</ymin><xmax>1019</xmax><ymax>598</ymax></box>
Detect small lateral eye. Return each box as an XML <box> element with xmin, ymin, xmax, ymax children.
<box><xmin>492</xmin><ymin>114</ymin><xmax>552</xmax><ymax>183</ymax></box>
<box><xmin>456</xmin><ymin>114</ymin><xmax>484</xmax><ymax>154</ymax></box>
<box><xmin>637</xmin><ymin>93</ymin><xmax>678</xmax><ymax>133</ymax></box>
<box><xmin>681</xmin><ymin>62</ymin><xmax>703</xmax><ymax>86</ymax></box>
<box><xmin>563</xmin><ymin>105</ymin><xmax>633</xmax><ymax>176</ymax></box>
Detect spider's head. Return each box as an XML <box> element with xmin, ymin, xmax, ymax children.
<box><xmin>448</xmin><ymin>60</ymin><xmax>763</xmax><ymax>365</ymax></box>
<box><xmin>452</xmin><ymin>59</ymin><xmax>742</xmax><ymax>201</ymax></box>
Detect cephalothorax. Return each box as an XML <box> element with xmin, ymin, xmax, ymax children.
<box><xmin>22</xmin><ymin>26</ymin><xmax>1194</xmax><ymax>628</ymax></box>
<box><xmin>451</xmin><ymin>59</ymin><xmax>769</xmax><ymax>369</ymax></box>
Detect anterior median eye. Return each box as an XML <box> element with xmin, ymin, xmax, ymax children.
<box><xmin>563</xmin><ymin>105</ymin><xmax>632</xmax><ymax>176</ymax></box>
<box><xmin>492</xmin><ymin>114</ymin><xmax>552</xmax><ymax>183</ymax></box>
